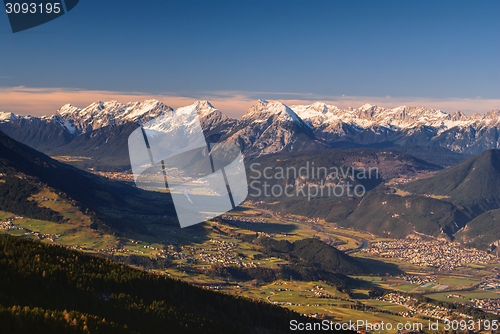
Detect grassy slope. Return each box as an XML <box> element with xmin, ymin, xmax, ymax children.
<box><xmin>0</xmin><ymin>131</ymin><xmax>176</xmax><ymax>233</ymax></box>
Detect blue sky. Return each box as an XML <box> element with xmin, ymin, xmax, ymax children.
<box><xmin>0</xmin><ymin>0</ymin><xmax>499</xmax><ymax>117</ymax></box>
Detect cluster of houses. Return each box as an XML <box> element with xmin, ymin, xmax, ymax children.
<box><xmin>399</xmin><ymin>274</ymin><xmax>435</xmax><ymax>285</ymax></box>
<box><xmin>382</xmin><ymin>293</ymin><xmax>472</xmax><ymax>320</ymax></box>
<box><xmin>0</xmin><ymin>220</ymin><xmax>21</xmax><ymax>231</ymax></box>
<box><xmin>0</xmin><ymin>216</ymin><xmax>60</xmax><ymax>242</ymax></box>
<box><xmin>194</xmin><ymin>239</ymin><xmax>240</xmax><ymax>265</ymax></box>
<box><xmin>24</xmin><ymin>230</ymin><xmax>60</xmax><ymax>242</ymax></box>
<box><xmin>367</xmin><ymin>238</ymin><xmax>497</xmax><ymax>270</ymax></box>
<box><xmin>38</xmin><ymin>196</ymin><xmax>58</xmax><ymax>202</ymax></box>
<box><xmin>90</xmin><ymin>171</ymin><xmax>134</xmax><ymax>182</ymax></box>
<box><xmin>311</xmin><ymin>285</ymin><xmax>331</xmax><ymax>298</ymax></box>
<box><xmin>470</xmin><ymin>298</ymin><xmax>500</xmax><ymax>315</ymax></box>
<box><xmin>479</xmin><ymin>282</ymin><xmax>500</xmax><ymax>290</ymax></box>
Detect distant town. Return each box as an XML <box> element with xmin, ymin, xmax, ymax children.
<box><xmin>366</xmin><ymin>236</ymin><xmax>496</xmax><ymax>270</ymax></box>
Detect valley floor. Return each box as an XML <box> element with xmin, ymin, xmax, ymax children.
<box><xmin>1</xmin><ymin>198</ymin><xmax>499</xmax><ymax>333</ymax></box>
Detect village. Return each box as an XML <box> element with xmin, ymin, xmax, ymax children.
<box><xmin>471</xmin><ymin>298</ymin><xmax>500</xmax><ymax>315</ymax></box>
<box><xmin>382</xmin><ymin>293</ymin><xmax>472</xmax><ymax>320</ymax></box>
<box><xmin>0</xmin><ymin>216</ymin><xmax>60</xmax><ymax>242</ymax></box>
<box><xmin>366</xmin><ymin>237</ymin><xmax>497</xmax><ymax>270</ymax></box>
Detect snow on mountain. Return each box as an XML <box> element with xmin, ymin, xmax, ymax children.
<box><xmin>6</xmin><ymin>99</ymin><xmax>497</xmax><ymax>137</ymax></box>
<box><xmin>289</xmin><ymin>102</ymin><xmax>352</xmax><ymax>139</ymax></box>
<box><xmin>241</xmin><ymin>100</ymin><xmax>312</xmax><ymax>129</ymax></box>
<box><xmin>286</xmin><ymin>103</ymin><xmax>500</xmax><ymax>154</ymax></box>
<box><xmin>0</xmin><ymin>112</ymin><xmax>18</xmax><ymax>122</ymax></box>
<box><xmin>291</xmin><ymin>103</ymin><xmax>454</xmax><ymax>131</ymax></box>
<box><xmin>51</xmin><ymin>115</ymin><xmax>78</xmax><ymax>135</ymax></box>
<box><xmin>56</xmin><ymin>99</ymin><xmax>175</xmax><ymax>134</ymax></box>
<box><xmin>142</xmin><ymin>101</ymin><xmax>202</xmax><ymax>135</ymax></box>
<box><xmin>220</xmin><ymin>100</ymin><xmax>323</xmax><ymax>157</ymax></box>
<box><xmin>140</xmin><ymin>100</ymin><xmax>233</xmax><ymax>138</ymax></box>
<box><xmin>2</xmin><ymin>99</ymin><xmax>500</xmax><ymax>158</ymax></box>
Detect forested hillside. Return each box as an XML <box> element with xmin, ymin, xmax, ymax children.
<box><xmin>0</xmin><ymin>235</ymin><xmax>312</xmax><ymax>334</ymax></box>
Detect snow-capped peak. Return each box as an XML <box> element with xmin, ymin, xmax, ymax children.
<box><xmin>195</xmin><ymin>100</ymin><xmax>218</xmax><ymax>117</ymax></box>
<box><xmin>360</xmin><ymin>103</ymin><xmax>374</xmax><ymax>111</ymax></box>
<box><xmin>57</xmin><ymin>104</ymin><xmax>80</xmax><ymax>117</ymax></box>
<box><xmin>291</xmin><ymin>102</ymin><xmax>338</xmax><ymax>118</ymax></box>
<box><xmin>175</xmin><ymin>101</ymin><xmax>200</xmax><ymax>116</ymax></box>
<box><xmin>54</xmin><ymin>99</ymin><xmax>174</xmax><ymax>134</ymax></box>
<box><xmin>291</xmin><ymin>102</ymin><xmax>472</xmax><ymax>131</ymax></box>
<box><xmin>51</xmin><ymin>115</ymin><xmax>77</xmax><ymax>135</ymax></box>
<box><xmin>0</xmin><ymin>111</ymin><xmax>18</xmax><ymax>122</ymax></box>
<box><xmin>243</xmin><ymin>100</ymin><xmax>308</xmax><ymax>126</ymax></box>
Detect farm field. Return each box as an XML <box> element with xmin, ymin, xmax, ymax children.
<box><xmin>424</xmin><ymin>288</ymin><xmax>500</xmax><ymax>302</ymax></box>
<box><xmin>0</xmin><ymin>185</ymin><xmax>121</xmax><ymax>250</ymax></box>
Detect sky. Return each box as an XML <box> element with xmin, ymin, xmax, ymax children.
<box><xmin>0</xmin><ymin>0</ymin><xmax>499</xmax><ymax>118</ymax></box>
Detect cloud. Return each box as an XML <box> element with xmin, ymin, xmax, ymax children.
<box><xmin>0</xmin><ymin>86</ymin><xmax>498</xmax><ymax>119</ymax></box>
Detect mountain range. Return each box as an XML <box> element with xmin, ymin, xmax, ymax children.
<box><xmin>2</xmin><ymin>99</ymin><xmax>500</xmax><ymax>250</ymax></box>
<box><xmin>1</xmin><ymin>99</ymin><xmax>500</xmax><ymax>170</ymax></box>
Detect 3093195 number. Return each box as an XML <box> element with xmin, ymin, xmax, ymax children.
<box><xmin>443</xmin><ymin>319</ymin><xmax>498</xmax><ymax>331</ymax></box>
<box><xmin>5</xmin><ymin>3</ymin><xmax>61</xmax><ymax>14</ymax></box>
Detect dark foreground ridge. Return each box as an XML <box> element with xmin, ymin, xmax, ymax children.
<box><xmin>0</xmin><ymin>234</ymin><xmax>342</xmax><ymax>334</ymax></box>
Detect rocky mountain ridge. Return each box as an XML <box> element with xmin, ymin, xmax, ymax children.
<box><xmin>1</xmin><ymin>99</ymin><xmax>500</xmax><ymax>159</ymax></box>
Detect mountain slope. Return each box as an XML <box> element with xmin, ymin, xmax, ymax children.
<box><xmin>388</xmin><ymin>145</ymin><xmax>472</xmax><ymax>167</ymax></box>
<box><xmin>1</xmin><ymin>101</ymin><xmax>236</xmax><ymax>171</ymax></box>
<box><xmin>339</xmin><ymin>150</ymin><xmax>500</xmax><ymax>238</ymax></box>
<box><xmin>45</xmin><ymin>122</ymin><xmax>140</xmax><ymax>171</ymax></box>
<box><xmin>341</xmin><ymin>185</ymin><xmax>471</xmax><ymax>238</ymax></box>
<box><xmin>336</xmin><ymin>149</ymin><xmax>500</xmax><ymax>239</ymax></box>
<box><xmin>291</xmin><ymin>238</ymin><xmax>369</xmax><ymax>275</ymax></box>
<box><xmin>246</xmin><ymin>147</ymin><xmax>441</xmax><ymax>222</ymax></box>
<box><xmin>0</xmin><ymin>175</ymin><xmax>63</xmax><ymax>223</ymax></box>
<box><xmin>222</xmin><ymin>100</ymin><xmax>328</xmax><ymax>158</ymax></box>
<box><xmin>455</xmin><ymin>209</ymin><xmax>500</xmax><ymax>253</ymax></box>
<box><xmin>0</xmin><ymin>234</ymin><xmax>307</xmax><ymax>334</ymax></box>
<box><xmin>0</xmin><ymin>131</ymin><xmax>175</xmax><ymax>230</ymax></box>
<box><xmin>0</xmin><ymin>115</ymin><xmax>75</xmax><ymax>150</ymax></box>
<box><xmin>402</xmin><ymin>149</ymin><xmax>500</xmax><ymax>216</ymax></box>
